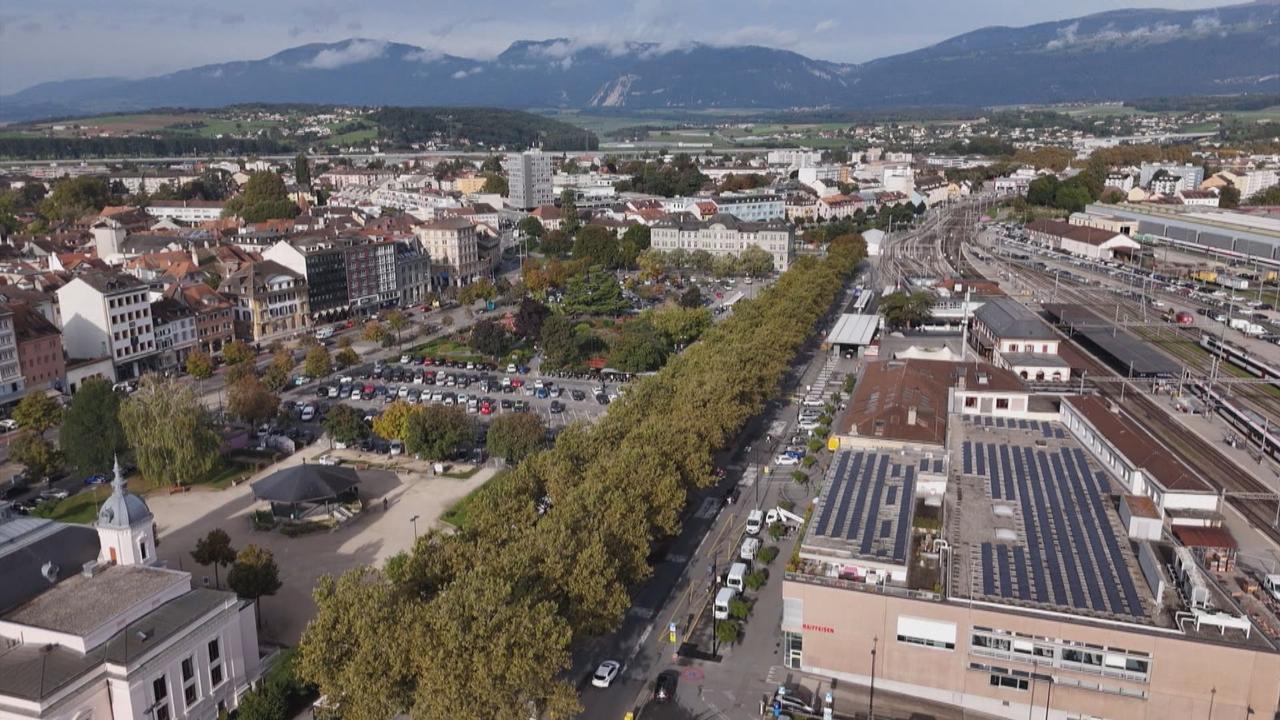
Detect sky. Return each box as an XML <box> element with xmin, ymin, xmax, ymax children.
<box><xmin>0</xmin><ymin>0</ymin><xmax>1233</xmax><ymax>95</ymax></box>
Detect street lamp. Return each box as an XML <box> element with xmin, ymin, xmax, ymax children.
<box><xmin>868</xmin><ymin>636</ymin><xmax>878</xmax><ymax>720</ymax></box>
<box><xmin>410</xmin><ymin>514</ymin><xmax>420</xmax><ymax>539</ymax></box>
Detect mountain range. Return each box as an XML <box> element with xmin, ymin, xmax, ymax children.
<box><xmin>3</xmin><ymin>1</ymin><xmax>1278</xmax><ymax>122</ymax></box>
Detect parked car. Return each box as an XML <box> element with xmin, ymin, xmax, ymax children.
<box><xmin>84</xmin><ymin>473</ymin><xmax>109</xmax><ymax>485</ymax></box>
<box><xmin>39</xmin><ymin>488</ymin><xmax>69</xmax><ymax>501</ymax></box>
<box><xmin>653</xmin><ymin>672</ymin><xmax>677</xmax><ymax>702</ymax></box>
<box><xmin>0</xmin><ymin>419</ymin><xmax>18</xmax><ymax>431</ymax></box>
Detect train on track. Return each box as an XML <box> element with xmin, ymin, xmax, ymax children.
<box><xmin>1189</xmin><ymin>382</ymin><xmax>1280</xmax><ymax>464</ymax></box>
<box><xmin>1199</xmin><ymin>335</ymin><xmax>1280</xmax><ymax>390</ymax></box>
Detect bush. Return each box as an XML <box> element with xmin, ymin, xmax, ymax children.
<box><xmin>250</xmin><ymin>509</ymin><xmax>276</xmax><ymax>531</ymax></box>
<box><xmin>768</xmin><ymin>522</ymin><xmax>786</xmax><ymax>541</ymax></box>
<box><xmin>801</xmin><ymin>456</ymin><xmax>817</xmax><ymax>468</ymax></box>
<box><xmin>727</xmin><ymin>597</ymin><xmax>750</xmax><ymax>620</ymax></box>
<box><xmin>806</xmin><ymin>438</ymin><xmax>823</xmax><ymax>453</ymax></box>
<box><xmin>715</xmin><ymin>620</ymin><xmax>741</xmax><ymax>646</ymax></box>
<box><xmin>758</xmin><ymin>546</ymin><xmax>780</xmax><ymax>564</ymax></box>
<box><xmin>745</xmin><ymin>569</ymin><xmax>768</xmax><ymax>591</ymax></box>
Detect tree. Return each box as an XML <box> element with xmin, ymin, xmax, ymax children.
<box><xmin>362</xmin><ymin>320</ymin><xmax>388</xmax><ymax>344</ymax></box>
<box><xmin>608</xmin><ymin>320</ymin><xmax>667</xmax><ymax>372</ymax></box>
<box><xmin>517</xmin><ymin>216</ymin><xmax>545</xmax><ymax>241</ymax></box>
<box><xmin>236</xmin><ymin>679</ymin><xmax>288</xmax><ymax>720</ymax></box>
<box><xmin>688</xmin><ymin>249</ymin><xmax>714</xmax><ymax>272</ymax></box>
<box><xmin>648</xmin><ymin>305</ymin><xmax>711</xmax><ymax>347</ymax></box>
<box><xmin>186</xmin><ymin>349</ymin><xmax>215</xmax><ymax>380</ymax></box>
<box><xmin>540</xmin><ymin>314</ymin><xmax>580</xmax><ymax>368</ymax></box>
<box><xmin>228</xmin><ymin>375</ymin><xmax>280</xmax><ymax>427</ymax></box>
<box><xmin>1053</xmin><ymin>183</ymin><xmax>1092</xmax><ymax>213</ymax></box>
<box><xmin>227</xmin><ymin>545</ymin><xmax>283</xmax><ymax>623</ymax></box>
<box><xmin>481</xmin><ymin>155</ymin><xmax>504</xmax><ymax>173</ymax></box>
<box><xmin>191</xmin><ymin>528</ymin><xmax>237</xmax><ymax>589</ymax></box>
<box><xmin>39</xmin><ymin>176</ymin><xmax>110</xmax><ymax>221</ymax></box>
<box><xmin>60</xmin><ymin>377</ymin><xmax>126</xmax><ymax>476</ymax></box>
<box><xmin>1218</xmin><ymin>185</ymin><xmax>1241</xmax><ymax>209</ymax></box>
<box><xmin>12</xmin><ymin>392</ymin><xmax>61</xmax><ymax>434</ymax></box>
<box><xmin>335</xmin><ymin>347</ymin><xmax>359</xmax><ymax>369</ymax></box>
<box><xmin>10</xmin><ymin>431</ymin><xmax>58</xmax><ymax>481</ymax></box>
<box><xmin>486</xmin><ymin>413</ymin><xmax>546</xmax><ymax>462</ymax></box>
<box><xmin>637</xmin><ymin>249</ymin><xmax>666</xmax><ymax>281</ymax></box>
<box><xmin>540</xmin><ymin>229</ymin><xmax>573</xmax><ymax>256</ymax></box>
<box><xmin>324</xmin><ymin>404</ymin><xmax>369</xmax><ymax>445</ymax></box>
<box><xmin>572</xmin><ymin>225</ymin><xmax>621</xmax><ymax>269</ymax></box>
<box><xmin>304</xmin><ymin>345</ymin><xmax>332</xmax><ymax>378</ymax></box>
<box><xmin>1025</xmin><ymin>175</ymin><xmax>1060</xmax><ymax>207</ymax></box>
<box><xmin>561</xmin><ymin>271</ymin><xmax>629</xmax><ymax>316</ymax></box>
<box><xmin>679</xmin><ymin>286</ymin><xmax>703</xmax><ymax>309</ymax></box>
<box><xmin>222</xmin><ymin>171</ymin><xmax>298</xmax><ymax>223</ymax></box>
<box><xmin>458</xmin><ymin>278</ymin><xmax>498</xmax><ymax>305</ymax></box>
<box><xmin>294</xmin><ymin>154</ymin><xmax>312</xmax><ymax>186</ymax></box>
<box><xmin>1245</xmin><ymin>185</ymin><xmax>1280</xmax><ymax>206</ymax></box>
<box><xmin>879</xmin><ymin>291</ymin><xmax>935</xmax><ymax>330</ymax></box>
<box><xmin>404</xmin><ymin>405</ymin><xmax>474</xmax><ymax>461</ymax></box>
<box><xmin>738</xmin><ymin>245</ymin><xmax>775</xmax><ymax>277</ymax></box>
<box><xmin>385</xmin><ymin>310</ymin><xmax>409</xmax><ymax>346</ymax></box>
<box><xmin>559</xmin><ymin>189</ymin><xmax>581</xmax><ymax>235</ymax></box>
<box><xmin>263</xmin><ymin>349</ymin><xmax>294</xmax><ymax>392</ymax></box>
<box><xmin>481</xmin><ymin>173</ymin><xmax>508</xmax><ymax>195</ymax></box>
<box><xmin>469</xmin><ymin>319</ymin><xmax>511</xmax><ymax>358</ymax></box>
<box><xmin>715</xmin><ymin>620</ymin><xmax>740</xmax><ymax>645</ymax></box>
<box><xmin>223</xmin><ymin>339</ymin><xmax>254</xmax><ymax>365</ymax></box>
<box><xmin>514</xmin><ymin>296</ymin><xmax>550</xmax><ymax>340</ymax></box>
<box><xmin>619</xmin><ymin>224</ymin><xmax>651</xmax><ymax>268</ymax></box>
<box><xmin>120</xmin><ymin>378</ymin><xmax>221</xmax><ymax>489</ymax></box>
<box><xmin>373</xmin><ymin>401</ymin><xmax>424</xmax><ymax>443</ymax></box>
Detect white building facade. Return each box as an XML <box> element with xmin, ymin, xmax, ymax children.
<box><xmin>56</xmin><ymin>274</ymin><xmax>158</xmax><ymax>380</ymax></box>
<box><xmin>651</xmin><ymin>214</ymin><xmax>794</xmax><ymax>272</ymax></box>
<box><xmin>506</xmin><ymin>150</ymin><xmax>553</xmax><ymax>210</ymax></box>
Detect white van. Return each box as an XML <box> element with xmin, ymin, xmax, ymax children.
<box><xmin>713</xmin><ymin>587</ymin><xmax>737</xmax><ymax>620</ymax></box>
<box><xmin>726</xmin><ymin>562</ymin><xmax>748</xmax><ymax>591</ymax></box>
<box><xmin>746</xmin><ymin>509</ymin><xmax>764</xmax><ymax>536</ymax></box>
<box><xmin>740</xmin><ymin>537</ymin><xmax>761</xmax><ymax>561</ymax></box>
<box><xmin>315</xmin><ymin>325</ymin><xmax>334</xmax><ymax>340</ymax></box>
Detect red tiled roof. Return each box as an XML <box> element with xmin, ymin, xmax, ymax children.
<box><xmin>1173</xmin><ymin>525</ymin><xmax>1237</xmax><ymax>550</ymax></box>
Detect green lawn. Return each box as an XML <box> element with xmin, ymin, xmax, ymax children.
<box><xmin>440</xmin><ymin>470</ymin><xmax>507</xmax><ymax>530</ymax></box>
<box><xmin>34</xmin><ymin>485</ymin><xmax>111</xmax><ymax>524</ymax></box>
<box><xmin>410</xmin><ymin>337</ymin><xmax>487</xmax><ymax>364</ymax></box>
<box><xmin>325</xmin><ymin>127</ymin><xmax>378</xmax><ymax>146</ymax></box>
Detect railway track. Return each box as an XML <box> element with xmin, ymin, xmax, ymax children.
<box><xmin>975</xmin><ymin>247</ymin><xmax>1280</xmax><ymax>546</ymax></box>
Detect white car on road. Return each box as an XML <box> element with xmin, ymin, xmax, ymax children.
<box><xmin>591</xmin><ymin>660</ymin><xmax>621</xmax><ymax>688</ymax></box>
<box><xmin>775</xmin><ymin>454</ymin><xmax>800</xmax><ymax>466</ymax></box>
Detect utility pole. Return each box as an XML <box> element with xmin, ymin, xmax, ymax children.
<box><xmin>868</xmin><ymin>636</ymin><xmax>878</xmax><ymax>720</ymax></box>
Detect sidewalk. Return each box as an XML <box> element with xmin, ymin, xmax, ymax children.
<box><xmin>764</xmin><ymin>668</ymin><xmax>1005</xmax><ymax>720</ymax></box>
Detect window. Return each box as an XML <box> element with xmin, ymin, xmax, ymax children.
<box><xmin>995</xmin><ymin>398</ymin><xmax>1010</xmax><ymax>410</ymax></box>
<box><xmin>181</xmin><ymin>656</ymin><xmax>200</xmax><ymax>707</ymax></box>
<box><xmin>152</xmin><ymin>675</ymin><xmax>172</xmax><ymax>720</ymax></box>
<box><xmin>964</xmin><ymin>396</ymin><xmax>977</xmax><ymax>408</ymax></box>
<box><xmin>208</xmin><ymin>638</ymin><xmax>225</xmax><ymax>688</ymax></box>
<box><xmin>139</xmin><ymin>538</ymin><xmax>149</xmax><ymax>561</ymax></box>
<box><xmin>972</xmin><ymin>632</ymin><xmax>1011</xmax><ymax>652</ymax></box>
<box><xmin>990</xmin><ymin>674</ymin><xmax>1029</xmax><ymax>691</ymax></box>
<box><xmin>898</xmin><ymin>616</ymin><xmax>956</xmax><ymax>650</ymax></box>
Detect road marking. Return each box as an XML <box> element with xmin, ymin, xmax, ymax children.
<box><xmin>666</xmin><ymin>553</ymin><xmax>689</xmax><ymax>564</ymax></box>
<box><xmin>694</xmin><ymin>496</ymin><xmax>720</xmax><ymax>520</ymax></box>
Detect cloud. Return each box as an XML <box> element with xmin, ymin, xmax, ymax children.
<box><xmin>1044</xmin><ymin>15</ymin><xmax>1223</xmax><ymax>50</ymax></box>
<box><xmin>451</xmin><ymin>66</ymin><xmax>483</xmax><ymax>79</ymax></box>
<box><xmin>406</xmin><ymin>47</ymin><xmax>441</xmax><ymax>63</ymax></box>
<box><xmin>301</xmin><ymin>39</ymin><xmax>388</xmax><ymax>69</ymax></box>
<box><xmin>713</xmin><ymin>25</ymin><xmax>799</xmax><ymax>49</ymax></box>
<box><xmin>1191</xmin><ymin>15</ymin><xmax>1221</xmax><ymax>33</ymax></box>
<box><xmin>813</xmin><ymin>19</ymin><xmax>837</xmax><ymax>33</ymax></box>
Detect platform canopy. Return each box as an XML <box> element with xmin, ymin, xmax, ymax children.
<box><xmin>826</xmin><ymin>314</ymin><xmax>880</xmax><ymax>347</ymax></box>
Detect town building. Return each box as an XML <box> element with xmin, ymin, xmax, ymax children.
<box><xmin>650</xmin><ymin>214</ymin><xmax>794</xmax><ymax>272</ymax></box>
<box><xmin>415</xmin><ymin>217</ymin><xmax>482</xmax><ymax>287</ymax></box>
<box><xmin>0</xmin><ymin>461</ymin><xmax>263</xmax><ymax>720</ymax></box>
<box><xmin>219</xmin><ymin>261</ymin><xmax>309</xmax><ymax>343</ymax></box>
<box><xmin>710</xmin><ymin>193</ymin><xmax>785</xmax><ymax>222</ymax></box>
<box><xmin>766</xmin><ymin>149</ymin><xmax>822</xmax><ymax>169</ymax></box>
<box><xmin>8</xmin><ymin>303</ymin><xmax>65</xmax><ymax>393</ymax></box>
<box><xmin>783</xmin><ymin>402</ymin><xmax>1280</xmax><ymax>720</ymax></box>
<box><xmin>1139</xmin><ymin>163</ymin><xmax>1204</xmax><ymax>192</ymax></box>
<box><xmin>506</xmin><ymin>150</ymin><xmax>553</xmax><ymax>210</ymax></box>
<box><xmin>0</xmin><ymin>308</ymin><xmax>24</xmax><ymax>404</ymax></box>
<box><xmin>1177</xmin><ymin>189</ymin><xmax>1219</xmax><ymax>207</ymax></box>
<box><xmin>56</xmin><ymin>273</ymin><xmax>157</xmax><ymax>380</ymax></box>
<box><xmin>970</xmin><ymin>297</ymin><xmax>1070</xmax><ymax>382</ymax></box>
<box><xmin>149</xmin><ymin>298</ymin><xmax>199</xmax><ymax>372</ymax></box>
<box><xmin>262</xmin><ymin>239</ymin><xmax>351</xmax><ymax>320</ymax></box>
<box><xmin>1026</xmin><ymin>219</ymin><xmax>1141</xmax><ymax>262</ymax></box>
<box><xmin>393</xmin><ymin>239</ymin><xmax>430</xmax><ymax>308</ymax></box>
<box><xmin>168</xmin><ymin>285</ymin><xmax>234</xmax><ymax>357</ymax></box>
<box><xmin>143</xmin><ymin>201</ymin><xmax>225</xmax><ymax>224</ymax></box>
<box><xmin>342</xmin><ymin>240</ymin><xmax>398</xmax><ymax>315</ymax></box>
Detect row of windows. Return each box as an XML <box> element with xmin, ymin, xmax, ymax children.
<box><xmin>151</xmin><ymin>636</ymin><xmax>225</xmax><ymax>720</ymax></box>
<box><xmin>107</xmin><ymin>293</ymin><xmax>147</xmax><ymax>309</ymax></box>
<box><xmin>896</xmin><ymin>633</ymin><xmax>955</xmax><ymax>651</ymax></box>
<box><xmin>111</xmin><ymin>309</ymin><xmax>150</xmax><ymax>325</ymax></box>
<box><xmin>113</xmin><ymin>326</ymin><xmax>152</xmax><ymax>342</ymax></box>
<box><xmin>970</xmin><ymin>628</ymin><xmax>1151</xmax><ymax>680</ymax></box>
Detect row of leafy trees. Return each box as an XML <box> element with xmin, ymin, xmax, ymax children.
<box><xmin>294</xmin><ymin>234</ymin><xmax>867</xmax><ymax>718</ymax></box>
<box><xmin>0</xmin><ymin>136</ymin><xmax>291</xmax><ymax>160</ymax></box>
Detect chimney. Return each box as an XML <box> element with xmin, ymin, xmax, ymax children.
<box><xmin>908</xmin><ymin>406</ymin><xmax>918</xmax><ymax>426</ymax></box>
<box><xmin>41</xmin><ymin>561</ymin><xmax>59</xmax><ymax>584</ymax></box>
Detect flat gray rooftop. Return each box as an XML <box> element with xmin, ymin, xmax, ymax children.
<box><xmin>3</xmin><ymin>564</ymin><xmax>187</xmax><ymax>635</ymax></box>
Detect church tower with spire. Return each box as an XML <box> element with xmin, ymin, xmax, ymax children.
<box><xmin>95</xmin><ymin>455</ymin><xmax>156</xmax><ymax>566</ymax></box>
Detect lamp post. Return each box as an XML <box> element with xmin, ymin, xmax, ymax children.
<box><xmin>868</xmin><ymin>636</ymin><xmax>878</xmax><ymax>720</ymax></box>
<box><xmin>1042</xmin><ymin>675</ymin><xmax>1053</xmax><ymax>720</ymax></box>
<box><xmin>410</xmin><ymin>514</ymin><xmax>420</xmax><ymax>539</ymax></box>
<box><xmin>1208</xmin><ymin>687</ymin><xmax>1216</xmax><ymax>720</ymax></box>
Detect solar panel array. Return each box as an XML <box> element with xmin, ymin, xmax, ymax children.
<box><xmin>961</xmin><ymin>441</ymin><xmax>1145</xmax><ymax>620</ymax></box>
<box><xmin>812</xmin><ymin>451</ymin><xmax>916</xmax><ymax>565</ymax></box>
<box><xmin>963</xmin><ymin>415</ymin><xmax>1065</xmax><ymax>438</ymax></box>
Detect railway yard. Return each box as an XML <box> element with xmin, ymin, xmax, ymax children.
<box><xmin>877</xmin><ymin>201</ymin><xmax>1280</xmax><ymax>551</ymax></box>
